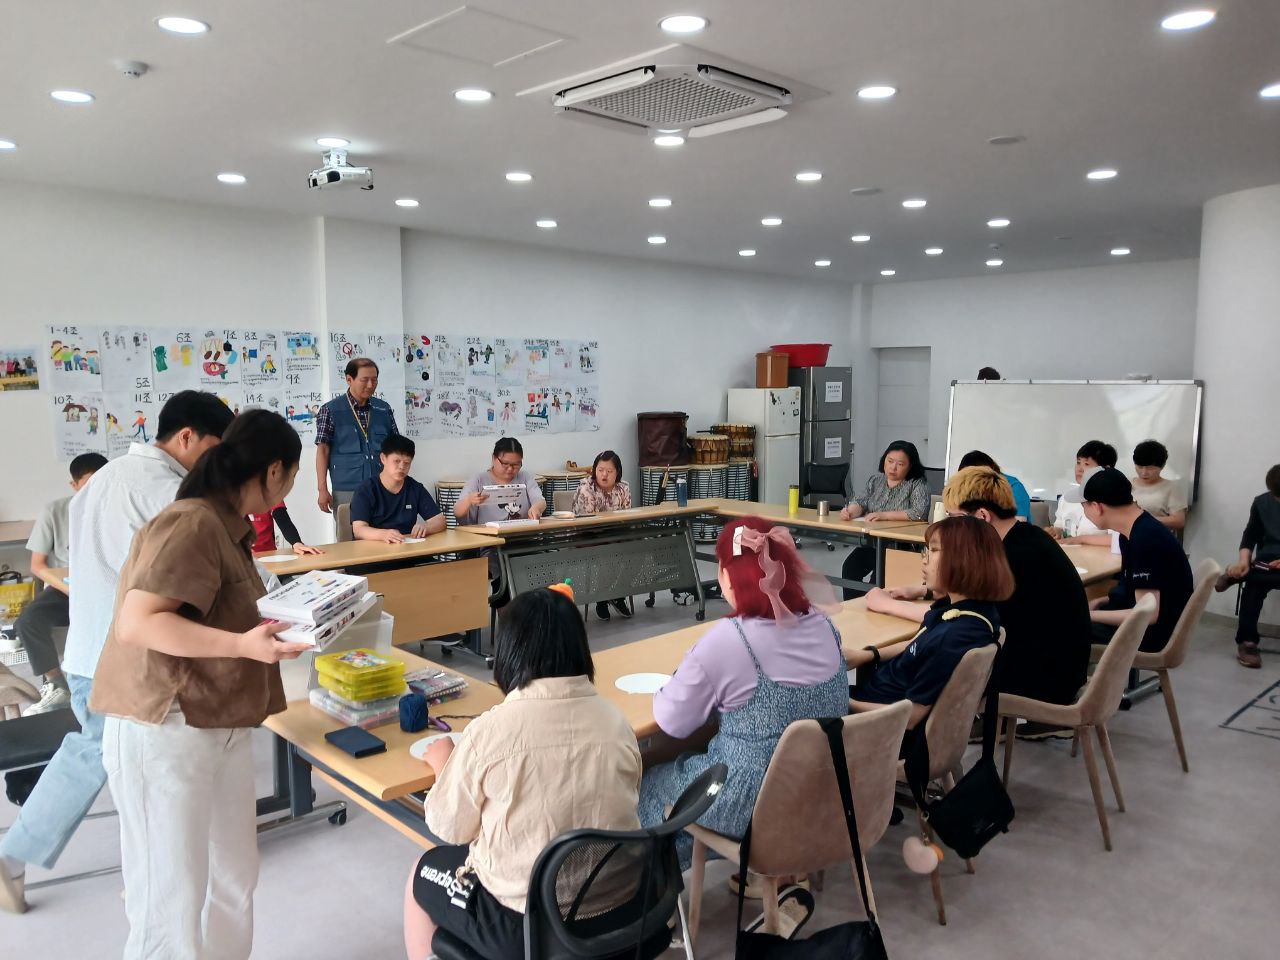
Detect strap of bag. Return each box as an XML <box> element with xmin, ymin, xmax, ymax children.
<box><xmin>819</xmin><ymin>716</ymin><xmax>877</xmax><ymax>924</ymax></box>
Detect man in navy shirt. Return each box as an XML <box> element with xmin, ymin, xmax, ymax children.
<box><xmin>1072</xmin><ymin>467</ymin><xmax>1193</xmax><ymax>653</ymax></box>
<box><xmin>350</xmin><ymin>435</ymin><xmax>445</xmax><ymax>543</ymax></box>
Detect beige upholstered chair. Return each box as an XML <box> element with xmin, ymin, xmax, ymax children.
<box><xmin>684</xmin><ymin>701</ymin><xmax>911</xmax><ymax>941</ymax></box>
<box><xmin>335</xmin><ymin>502</ymin><xmax>353</xmax><ymax>542</ymax></box>
<box><xmin>894</xmin><ymin>639</ymin><xmax>1001</xmax><ymax>925</ymax></box>
<box><xmin>1000</xmin><ymin>595</ymin><xmax>1155</xmax><ymax>851</ymax></box>
<box><xmin>1088</xmin><ymin>558</ymin><xmax>1219</xmax><ymax>773</ymax></box>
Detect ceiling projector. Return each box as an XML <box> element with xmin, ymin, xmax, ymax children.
<box><xmin>307</xmin><ymin>149</ymin><xmax>373</xmax><ymax>190</ymax></box>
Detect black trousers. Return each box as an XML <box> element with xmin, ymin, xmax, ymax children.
<box><xmin>1237</xmin><ymin>568</ymin><xmax>1280</xmax><ymax>645</ymax></box>
<box><xmin>841</xmin><ymin>545</ymin><xmax>876</xmax><ymax>601</ymax></box>
<box><xmin>15</xmin><ymin>586</ymin><xmax>69</xmax><ymax>677</ymax></box>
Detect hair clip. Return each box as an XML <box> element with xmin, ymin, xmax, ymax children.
<box><xmin>732</xmin><ymin>525</ymin><xmax>745</xmax><ymax>556</ymax></box>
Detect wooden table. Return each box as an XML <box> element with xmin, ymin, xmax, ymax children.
<box><xmin>1060</xmin><ymin>543</ymin><xmax>1123</xmax><ymax>598</ymax></box>
<box><xmin>44</xmin><ymin>566</ymin><xmax>70</xmax><ymax>593</ymax></box>
<box><xmin>0</xmin><ymin>520</ymin><xmax>34</xmax><ymax>547</ymax></box>
<box><xmin>261</xmin><ymin>647</ymin><xmax>503</xmax><ymax>847</ymax></box>
<box><xmin>459</xmin><ymin>502</ymin><xmax>714</xmax><ymax>622</ymax></box>
<box><xmin>254</xmin><ymin>531</ymin><xmax>502</xmax><ymax>649</ymax></box>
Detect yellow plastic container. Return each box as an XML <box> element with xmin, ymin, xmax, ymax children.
<box><xmin>315</xmin><ymin>648</ymin><xmax>406</xmax><ymax>702</ymax></box>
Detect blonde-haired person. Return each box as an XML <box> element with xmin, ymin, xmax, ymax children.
<box><xmin>867</xmin><ymin>468</ymin><xmax>1091</xmax><ymax>732</ymax></box>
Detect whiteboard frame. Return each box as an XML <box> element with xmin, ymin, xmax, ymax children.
<box><xmin>945</xmin><ymin>379</ymin><xmax>1204</xmax><ymax>504</ymax></box>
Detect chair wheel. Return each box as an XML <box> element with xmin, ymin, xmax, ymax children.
<box><xmin>827</xmin><ymin>544</ymin><xmax>835</xmax><ymax>551</ymax></box>
<box><xmin>1118</xmin><ymin>699</ymin><xmax>1132</xmax><ymax>711</ymax></box>
<box><xmin>329</xmin><ymin>810</ymin><xmax>347</xmax><ymax>826</ymax></box>
<box><xmin>695</xmin><ymin>611</ymin><xmax>706</xmax><ymax>622</ymax></box>
<box><xmin>644</xmin><ymin>597</ymin><xmax>656</xmax><ymax>608</ymax></box>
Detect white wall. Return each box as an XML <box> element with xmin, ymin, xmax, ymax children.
<box><xmin>865</xmin><ymin>259</ymin><xmax>1200</xmax><ymax>470</ymax></box>
<box><xmin>0</xmin><ymin>181</ymin><xmax>319</xmax><ymax>525</ymax></box>
<box><xmin>399</xmin><ymin>232</ymin><xmax>855</xmax><ymax>492</ymax></box>
<box><xmin>1188</xmin><ymin>183</ymin><xmax>1280</xmax><ymax>623</ymax></box>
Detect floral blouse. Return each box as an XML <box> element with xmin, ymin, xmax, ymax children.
<box><xmin>572</xmin><ymin>477</ymin><xmax>633</xmax><ymax>514</ymax></box>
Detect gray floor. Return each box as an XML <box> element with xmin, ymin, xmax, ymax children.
<box><xmin>4</xmin><ymin>547</ymin><xmax>1280</xmax><ymax>958</ymax></box>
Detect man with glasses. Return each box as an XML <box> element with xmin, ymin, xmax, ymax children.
<box><xmin>866</xmin><ymin>467</ymin><xmax>1091</xmax><ymax>736</ymax></box>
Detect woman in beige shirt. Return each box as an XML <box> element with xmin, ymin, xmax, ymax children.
<box><xmin>404</xmin><ymin>586</ymin><xmax>642</xmax><ymax>960</ymax></box>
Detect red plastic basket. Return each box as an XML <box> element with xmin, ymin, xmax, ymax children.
<box><xmin>769</xmin><ymin>343</ymin><xmax>831</xmax><ymax>367</ymax></box>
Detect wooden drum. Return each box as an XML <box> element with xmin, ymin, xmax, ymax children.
<box><xmin>435</xmin><ymin>480</ymin><xmax>465</xmax><ymax>530</ymax></box>
<box><xmin>640</xmin><ymin>465</ymin><xmax>690</xmax><ymax>506</ymax></box>
<box><xmin>688</xmin><ymin>464</ymin><xmax>728</xmax><ymax>541</ymax></box>
<box><xmin>726</xmin><ymin>458</ymin><xmax>754</xmax><ymax>501</ymax></box>
<box><xmin>689</xmin><ymin>433</ymin><xmax>730</xmax><ymax>465</ymax></box>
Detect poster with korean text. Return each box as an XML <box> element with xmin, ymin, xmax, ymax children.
<box><xmin>467</xmin><ymin>385</ymin><xmax>496</xmax><ymax>437</ymax></box>
<box><xmin>46</xmin><ymin>325</ymin><xmax>102</xmax><ymax>392</ymax></box>
<box><xmin>495</xmin><ymin>387</ymin><xmax>519</xmax><ymax>436</ymax></box>
<box><xmin>523</xmin><ymin>338</ymin><xmax>550</xmax><ymax>386</ymax></box>
<box><xmin>50</xmin><ymin>392</ymin><xmax>107</xmax><ymax>459</ymax></box>
<box><xmin>238</xmin><ymin>329</ymin><xmax>284</xmax><ymax>391</ymax></box>
<box><xmin>103</xmin><ymin>391</ymin><xmax>159</xmax><ymax>458</ymax></box>
<box><xmin>405</xmin><ymin>387</ymin><xmax>434</xmax><ymax>439</ymax></box>
<box><xmin>576</xmin><ymin>341</ymin><xmax>598</xmax><ymax>382</ymax></box>
<box><xmin>524</xmin><ymin>385</ymin><xmax>549</xmax><ymax>433</ymax></box>
<box><xmin>548</xmin><ymin>339</ymin><xmax>576</xmax><ymax>380</ymax></box>
<box><xmin>433</xmin><ymin>335</ymin><xmax>465</xmax><ymax>389</ymax></box>
<box><xmin>495</xmin><ymin>338</ymin><xmax>526</xmax><ymax>386</ymax></box>
<box><xmin>100</xmin><ymin>327</ymin><xmax>153</xmax><ymax>394</ymax></box>
<box><xmin>465</xmin><ymin>337</ymin><xmax>495</xmax><ymax>381</ymax></box>
<box><xmin>434</xmin><ymin>388</ymin><xmax>466</xmax><ymax>438</ymax></box>
<box><xmin>198</xmin><ymin>330</ymin><xmax>242</xmax><ymax>385</ymax></box>
<box><xmin>575</xmin><ymin>384</ymin><xmax>600</xmax><ymax>432</ymax></box>
<box><xmin>284</xmin><ymin>389</ymin><xmax>325</xmax><ymax>438</ymax></box>
<box><xmin>404</xmin><ymin>333</ymin><xmax>433</xmax><ymax>388</ymax></box>
<box><xmin>546</xmin><ymin>383</ymin><xmax>575</xmax><ymax>433</ymax></box>
<box><xmin>149</xmin><ymin>329</ymin><xmax>201</xmax><ymax>393</ymax></box>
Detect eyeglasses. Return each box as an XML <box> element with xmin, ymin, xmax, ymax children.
<box><xmin>496</xmin><ymin>458</ymin><xmax>522</xmax><ymax>469</ymax></box>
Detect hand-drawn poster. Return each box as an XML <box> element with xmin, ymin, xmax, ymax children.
<box><xmin>575</xmin><ymin>384</ymin><xmax>600</xmax><ymax>432</ymax></box>
<box><xmin>329</xmin><ymin>330</ymin><xmax>361</xmax><ymax>395</ymax></box>
<box><xmin>0</xmin><ymin>348</ymin><xmax>39</xmax><ymax>391</ymax></box>
<box><xmin>547</xmin><ymin>383</ymin><xmax>575</xmax><ymax>433</ymax></box>
<box><xmin>284</xmin><ymin>390</ymin><xmax>325</xmax><ymax>438</ymax></box>
<box><xmin>433</xmin><ymin>335</ymin><xmax>465</xmax><ymax>389</ymax></box>
<box><xmin>467</xmin><ymin>385</ymin><xmax>496</xmax><ymax>437</ymax></box>
<box><xmin>495</xmin><ymin>339</ymin><xmax>526</xmax><ymax>386</ymax></box>
<box><xmin>198</xmin><ymin>330</ymin><xmax>242</xmax><ymax>385</ymax></box>
<box><xmin>496</xmin><ymin>387</ymin><xmax>519</xmax><ymax>436</ymax></box>
<box><xmin>548</xmin><ymin>339</ymin><xmax>576</xmax><ymax>380</ymax></box>
<box><xmin>100</xmin><ymin>328</ymin><xmax>153</xmax><ymax>393</ymax></box>
<box><xmin>361</xmin><ymin>332</ymin><xmax>405</xmax><ymax>410</ymax></box>
<box><xmin>282</xmin><ymin>331</ymin><xmax>322</xmax><ymax>393</ymax></box>
<box><xmin>46</xmin><ymin>325</ymin><xmax>102</xmax><ymax>392</ymax></box>
<box><xmin>465</xmin><ymin>337</ymin><xmax>495</xmax><ymax>381</ymax></box>
<box><xmin>434</xmin><ymin>388</ymin><xmax>466</xmax><ymax>438</ymax></box>
<box><xmin>524</xmin><ymin>339</ymin><xmax>550</xmax><ymax>386</ymax></box>
<box><xmin>405</xmin><ymin>333</ymin><xmax>432</xmax><ymax>387</ymax></box>
<box><xmin>242</xmin><ymin>389</ymin><xmax>284</xmax><ymax>417</ymax></box>
<box><xmin>103</xmin><ymin>391</ymin><xmax>159</xmax><ymax>457</ymax></box>
<box><xmin>238</xmin><ymin>329</ymin><xmax>284</xmax><ymax>391</ymax></box>
<box><xmin>150</xmin><ymin>329</ymin><xmax>201</xmax><ymax>392</ymax></box>
<box><xmin>576</xmin><ymin>341</ymin><xmax>598</xmax><ymax>382</ymax></box>
<box><xmin>406</xmin><ymin>387</ymin><xmax>434</xmax><ymax>439</ymax></box>
<box><xmin>51</xmin><ymin>392</ymin><xmax>107</xmax><ymax>459</ymax></box>
<box><xmin>524</xmin><ymin>385</ymin><xmax>549</xmax><ymax>433</ymax></box>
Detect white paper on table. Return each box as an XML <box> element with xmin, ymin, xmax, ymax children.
<box><xmin>409</xmin><ymin>732</ymin><xmax>464</xmax><ymax>760</ymax></box>
<box><xmin>614</xmin><ymin>673</ymin><xmax>672</xmax><ymax>694</ymax></box>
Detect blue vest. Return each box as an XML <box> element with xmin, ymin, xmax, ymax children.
<box><xmin>326</xmin><ymin>394</ymin><xmax>395</xmax><ymax>491</ymax></box>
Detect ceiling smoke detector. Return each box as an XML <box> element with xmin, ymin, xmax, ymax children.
<box><xmin>114</xmin><ymin>59</ymin><xmax>149</xmax><ymax>79</ymax></box>
<box><xmin>552</xmin><ymin>59</ymin><xmax>806</xmax><ymax>138</ymax></box>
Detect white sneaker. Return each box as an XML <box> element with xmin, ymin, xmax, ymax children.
<box><xmin>0</xmin><ymin>633</ymin><xmax>20</xmax><ymax>654</ymax></box>
<box><xmin>21</xmin><ymin>681</ymin><xmax>71</xmax><ymax>716</ymax></box>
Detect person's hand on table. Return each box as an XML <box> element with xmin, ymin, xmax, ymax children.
<box><xmin>840</xmin><ymin>504</ymin><xmax>863</xmax><ymax>521</ymax></box>
<box><xmin>293</xmin><ymin>543</ymin><xmax>323</xmax><ymax>556</ymax></box>
<box><xmin>864</xmin><ymin>587</ymin><xmax>893</xmax><ymax>613</ymax></box>
<box><xmin>1088</xmin><ymin>596</ymin><xmax>1108</xmax><ymax>611</ymax></box>
<box><xmin>410</xmin><ymin>520</ymin><xmax>432</xmax><ymax>539</ymax></box>
<box><xmin>239</xmin><ymin>620</ymin><xmax>311</xmax><ymax>663</ymax></box>
<box><xmin>528</xmin><ymin>502</ymin><xmax>546</xmax><ymax>520</ymax></box>
<box><xmin>380</xmin><ymin>530</ymin><xmax>406</xmax><ymax>544</ymax></box>
<box><xmin>317</xmin><ymin>488</ymin><xmax>333</xmax><ymax>514</ymax></box>
<box><xmin>423</xmin><ymin>737</ymin><xmax>455</xmax><ymax>775</ymax></box>
<box><xmin>886</xmin><ymin>584</ymin><xmax>927</xmax><ymax>601</ymax></box>
<box><xmin>864</xmin><ymin>512</ymin><xmax>890</xmax><ymax>522</ymax></box>
<box><xmin>1046</xmin><ymin>526</ymin><xmax>1065</xmax><ymax>540</ymax></box>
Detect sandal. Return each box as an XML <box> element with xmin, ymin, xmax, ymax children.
<box><xmin>743</xmin><ymin>885</ymin><xmax>815</xmax><ymax>939</ymax></box>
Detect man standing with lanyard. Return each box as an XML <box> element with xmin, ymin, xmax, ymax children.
<box><xmin>315</xmin><ymin>358</ymin><xmax>400</xmax><ymax>514</ymax></box>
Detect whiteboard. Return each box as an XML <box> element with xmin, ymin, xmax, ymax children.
<box><xmin>945</xmin><ymin>381</ymin><xmax>1202</xmax><ymax>504</ymax></box>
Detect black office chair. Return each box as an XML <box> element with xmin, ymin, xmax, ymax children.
<box><xmin>432</xmin><ymin>764</ymin><xmax>728</xmax><ymax>960</ymax></box>
<box><xmin>804</xmin><ymin>462</ymin><xmax>850</xmax><ymax>551</ymax></box>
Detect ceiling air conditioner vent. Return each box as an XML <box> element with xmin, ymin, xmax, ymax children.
<box><xmin>554</xmin><ymin>65</ymin><xmax>792</xmax><ymax>135</ymax></box>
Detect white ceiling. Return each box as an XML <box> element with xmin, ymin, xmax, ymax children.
<box><xmin>2</xmin><ymin>0</ymin><xmax>1278</xmax><ymax>283</ymax></box>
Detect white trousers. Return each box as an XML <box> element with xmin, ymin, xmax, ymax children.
<box><xmin>103</xmin><ymin>714</ymin><xmax>258</xmax><ymax>960</ymax></box>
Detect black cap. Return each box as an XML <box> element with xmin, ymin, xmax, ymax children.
<box><xmin>1081</xmin><ymin>467</ymin><xmax>1133</xmax><ymax>507</ymax></box>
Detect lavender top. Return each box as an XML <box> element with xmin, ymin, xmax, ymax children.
<box><xmin>652</xmin><ymin>611</ymin><xmax>844</xmax><ymax>739</ymax></box>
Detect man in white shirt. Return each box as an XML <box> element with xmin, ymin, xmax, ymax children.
<box><xmin>1048</xmin><ymin>439</ymin><xmax>1117</xmax><ymax>545</ymax></box>
<box><xmin>0</xmin><ymin>391</ymin><xmax>234</xmax><ymax>915</ymax></box>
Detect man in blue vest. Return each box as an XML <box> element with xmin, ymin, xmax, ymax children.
<box><xmin>315</xmin><ymin>358</ymin><xmax>400</xmax><ymax>513</ymax></box>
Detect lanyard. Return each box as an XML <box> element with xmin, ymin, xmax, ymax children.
<box><xmin>345</xmin><ymin>392</ymin><xmax>370</xmax><ymax>442</ymax></box>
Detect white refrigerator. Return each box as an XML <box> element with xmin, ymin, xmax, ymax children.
<box><xmin>726</xmin><ymin>387</ymin><xmax>802</xmax><ymax>505</ymax></box>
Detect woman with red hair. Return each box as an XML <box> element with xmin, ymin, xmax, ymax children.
<box><xmin>636</xmin><ymin>517</ymin><xmax>848</xmax><ymax>868</ymax></box>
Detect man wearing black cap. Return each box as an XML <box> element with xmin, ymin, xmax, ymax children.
<box><xmin>1070</xmin><ymin>467</ymin><xmax>1193</xmax><ymax>653</ymax></box>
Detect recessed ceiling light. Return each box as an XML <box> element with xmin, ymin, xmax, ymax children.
<box><xmin>395</xmin><ymin>198</ymin><xmax>420</xmax><ymax>208</ymax></box>
<box><xmin>454</xmin><ymin>88</ymin><xmax>493</xmax><ymax>103</ymax></box>
<box><xmin>1086</xmin><ymin>168</ymin><xmax>1118</xmax><ymax>180</ymax></box>
<box><xmin>1111</xmin><ymin>247</ymin><xmax>1131</xmax><ymax>256</ymax></box>
<box><xmin>156</xmin><ymin>16</ymin><xmax>210</xmax><ymax>35</ymax></box>
<box><xmin>761</xmin><ymin>217</ymin><xmax>783</xmax><ymax>227</ymax></box>
<box><xmin>795</xmin><ymin>171</ymin><xmax>822</xmax><ymax>182</ymax></box>
<box><xmin>505</xmin><ymin>171</ymin><xmax>533</xmax><ymax>182</ymax></box>
<box><xmin>648</xmin><ymin>197</ymin><xmax>672</xmax><ymax>208</ymax></box>
<box><xmin>648</xmin><ymin>235</ymin><xmax>667</xmax><ymax>245</ymax></box>
<box><xmin>850</xmin><ymin>234</ymin><xmax>871</xmax><ymax>243</ymax></box>
<box><xmin>1160</xmin><ymin>10</ymin><xmax>1216</xmax><ymax>31</ymax></box>
<box><xmin>316</xmin><ymin>136</ymin><xmax>350</xmax><ymax>148</ymax></box>
<box><xmin>1261</xmin><ymin>82</ymin><xmax>1280</xmax><ymax>99</ymax></box>
<box><xmin>848</xmin><ymin>187</ymin><xmax>881</xmax><ymax>197</ymax></box>
<box><xmin>987</xmin><ymin>217</ymin><xmax>1011</xmax><ymax>228</ymax></box>
<box><xmin>0</xmin><ymin>139</ymin><xmax>16</xmax><ymax>151</ymax></box>
<box><xmin>986</xmin><ymin>258</ymin><xmax>1004</xmax><ymax>267</ymax></box>
<box><xmin>902</xmin><ymin>198</ymin><xmax>927</xmax><ymax>209</ymax></box>
<box><xmin>739</xmin><ymin>249</ymin><xmax>756</xmax><ymax>257</ymax></box>
<box><xmin>216</xmin><ymin>172</ymin><xmax>246</xmax><ymax>184</ymax></box>
<box><xmin>814</xmin><ymin>259</ymin><xmax>832</xmax><ymax>267</ymax></box>
<box><xmin>987</xmin><ymin>135</ymin><xmax>1026</xmax><ymax>146</ymax></box>
<box><xmin>536</xmin><ymin>219</ymin><xmax>557</xmax><ymax>229</ymax></box>
<box><xmin>857</xmin><ymin>85</ymin><xmax>897</xmax><ymax>100</ymax></box>
<box><xmin>50</xmin><ymin>90</ymin><xmax>93</xmax><ymax>104</ymax></box>
<box><xmin>653</xmin><ymin>134</ymin><xmax>685</xmax><ymax>147</ymax></box>
<box><xmin>880</xmin><ymin>269</ymin><xmax>896</xmax><ymax>277</ymax></box>
<box><xmin>925</xmin><ymin>247</ymin><xmax>943</xmax><ymax>256</ymax></box>
<box><xmin>659</xmin><ymin>14</ymin><xmax>708</xmax><ymax>34</ymax></box>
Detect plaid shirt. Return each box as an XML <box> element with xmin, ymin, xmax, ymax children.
<box><xmin>314</xmin><ymin>391</ymin><xmax>400</xmax><ymax>446</ymax></box>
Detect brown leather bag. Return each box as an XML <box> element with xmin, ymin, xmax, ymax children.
<box><xmin>636</xmin><ymin>412</ymin><xmax>690</xmax><ymax>466</ymax></box>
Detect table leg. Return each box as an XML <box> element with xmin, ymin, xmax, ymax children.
<box><xmin>874</xmin><ymin>537</ymin><xmax>887</xmax><ymax>587</ymax></box>
<box><xmin>682</xmin><ymin>522</ymin><xmax>707</xmax><ymax>622</ymax></box>
<box><xmin>255</xmin><ymin>736</ymin><xmax>347</xmax><ymax>834</ymax></box>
